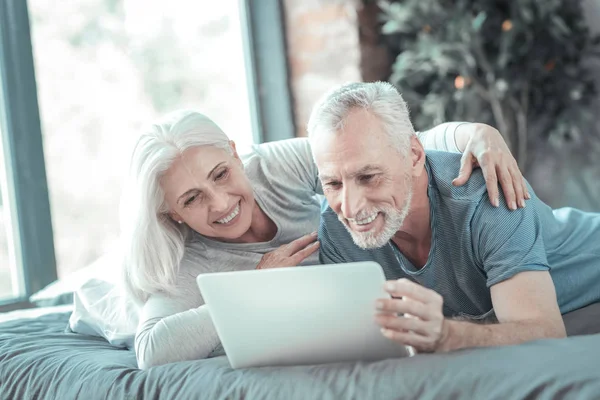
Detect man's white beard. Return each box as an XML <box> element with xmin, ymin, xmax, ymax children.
<box><xmin>339</xmin><ymin>186</ymin><xmax>413</xmax><ymax>250</ymax></box>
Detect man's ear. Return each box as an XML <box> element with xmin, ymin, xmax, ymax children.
<box><xmin>410</xmin><ymin>135</ymin><xmax>426</xmax><ymax>176</ymax></box>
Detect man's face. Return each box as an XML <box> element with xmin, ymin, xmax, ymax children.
<box><xmin>313</xmin><ymin>109</ymin><xmax>414</xmax><ymax>249</ymax></box>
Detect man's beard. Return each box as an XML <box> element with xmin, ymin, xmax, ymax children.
<box><xmin>339</xmin><ymin>185</ymin><xmax>413</xmax><ymax>250</ymax></box>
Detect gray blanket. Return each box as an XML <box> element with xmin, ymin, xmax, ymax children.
<box><xmin>1</xmin><ymin>311</ymin><xmax>599</xmax><ymax>400</ymax></box>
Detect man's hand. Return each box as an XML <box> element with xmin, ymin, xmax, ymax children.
<box><xmin>452</xmin><ymin>123</ymin><xmax>530</xmax><ymax>210</ymax></box>
<box><xmin>374</xmin><ymin>278</ymin><xmax>448</xmax><ymax>353</ymax></box>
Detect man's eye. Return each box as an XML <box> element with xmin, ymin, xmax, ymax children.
<box><xmin>359</xmin><ymin>174</ymin><xmax>375</xmax><ymax>183</ymax></box>
<box><xmin>326</xmin><ymin>182</ymin><xmax>342</xmax><ymax>189</ymax></box>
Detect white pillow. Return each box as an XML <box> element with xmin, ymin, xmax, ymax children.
<box><xmin>29</xmin><ymin>246</ymin><xmax>123</xmax><ymax>306</ymax></box>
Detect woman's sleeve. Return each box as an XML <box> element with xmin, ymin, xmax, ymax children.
<box><xmin>134</xmin><ymin>290</ymin><xmax>221</xmax><ymax>369</ymax></box>
<box><xmin>417</xmin><ymin>122</ymin><xmax>468</xmax><ymax>153</ymax></box>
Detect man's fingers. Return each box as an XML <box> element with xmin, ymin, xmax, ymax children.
<box><xmin>384</xmin><ymin>279</ymin><xmax>443</xmax><ymax>305</ymax></box>
<box><xmin>376</xmin><ymin>297</ymin><xmax>434</xmax><ymax>321</ymax></box>
<box><xmin>375</xmin><ymin>313</ymin><xmax>430</xmax><ymax>336</ymax></box>
<box><xmin>380</xmin><ymin>328</ymin><xmax>431</xmax><ymax>350</ymax></box>
<box><xmin>452</xmin><ymin>153</ymin><xmax>474</xmax><ymax>186</ymax></box>
<box><xmin>289</xmin><ymin>241</ymin><xmax>320</xmax><ymax>265</ymax></box>
<box><xmin>284</xmin><ymin>232</ymin><xmax>318</xmax><ymax>255</ymax></box>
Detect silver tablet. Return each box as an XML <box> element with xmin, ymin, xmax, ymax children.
<box><xmin>197</xmin><ymin>261</ymin><xmax>414</xmax><ymax>369</ymax></box>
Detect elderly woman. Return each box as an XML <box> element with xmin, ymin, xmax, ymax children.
<box><xmin>120</xmin><ymin>109</ymin><xmax>527</xmax><ymax>369</ymax></box>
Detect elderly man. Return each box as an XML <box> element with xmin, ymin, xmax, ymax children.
<box><xmin>309</xmin><ymin>81</ymin><xmax>600</xmax><ymax>353</ymax></box>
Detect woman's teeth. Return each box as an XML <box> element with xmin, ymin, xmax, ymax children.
<box><xmin>216</xmin><ymin>203</ymin><xmax>240</xmax><ymax>224</ymax></box>
<box><xmin>355</xmin><ymin>212</ymin><xmax>378</xmax><ymax>225</ymax></box>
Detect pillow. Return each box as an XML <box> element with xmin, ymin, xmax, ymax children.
<box><xmin>29</xmin><ymin>247</ymin><xmax>123</xmax><ymax>307</ymax></box>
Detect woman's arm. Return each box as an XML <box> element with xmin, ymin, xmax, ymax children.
<box><xmin>419</xmin><ymin>122</ymin><xmax>529</xmax><ymax>210</ymax></box>
<box><xmin>135</xmin><ymin>296</ymin><xmax>221</xmax><ymax>370</ymax></box>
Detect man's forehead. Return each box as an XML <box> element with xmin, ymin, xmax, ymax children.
<box><xmin>318</xmin><ymin>162</ymin><xmax>385</xmax><ymax>179</ymax></box>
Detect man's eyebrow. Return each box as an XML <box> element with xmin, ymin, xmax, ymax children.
<box><xmin>350</xmin><ymin>165</ymin><xmax>382</xmax><ymax>177</ymax></box>
<box><xmin>319</xmin><ymin>165</ymin><xmax>382</xmax><ymax>182</ymax></box>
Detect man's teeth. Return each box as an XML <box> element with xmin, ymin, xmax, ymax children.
<box><xmin>216</xmin><ymin>203</ymin><xmax>240</xmax><ymax>224</ymax></box>
<box><xmin>355</xmin><ymin>213</ymin><xmax>378</xmax><ymax>225</ymax></box>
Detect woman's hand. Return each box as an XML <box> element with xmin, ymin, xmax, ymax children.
<box><xmin>452</xmin><ymin>123</ymin><xmax>530</xmax><ymax>210</ymax></box>
<box><xmin>256</xmin><ymin>232</ymin><xmax>320</xmax><ymax>270</ymax></box>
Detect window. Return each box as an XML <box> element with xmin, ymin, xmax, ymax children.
<box><xmin>27</xmin><ymin>0</ymin><xmax>255</xmax><ymax>279</ymax></box>
<box><xmin>0</xmin><ymin>0</ymin><xmax>293</xmax><ymax>309</ymax></box>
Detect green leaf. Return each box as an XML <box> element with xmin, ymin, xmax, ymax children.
<box><xmin>381</xmin><ymin>20</ymin><xmax>401</xmax><ymax>34</ymax></box>
<box><xmin>551</xmin><ymin>15</ymin><xmax>571</xmax><ymax>36</ymax></box>
<box><xmin>519</xmin><ymin>7</ymin><xmax>534</xmax><ymax>23</ymax></box>
<box><xmin>472</xmin><ymin>12</ymin><xmax>487</xmax><ymax>32</ymax></box>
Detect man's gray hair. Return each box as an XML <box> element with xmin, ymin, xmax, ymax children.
<box><xmin>307</xmin><ymin>81</ymin><xmax>416</xmax><ymax>155</ymax></box>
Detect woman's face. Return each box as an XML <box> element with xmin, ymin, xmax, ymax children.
<box><xmin>161</xmin><ymin>142</ymin><xmax>256</xmax><ymax>241</ymax></box>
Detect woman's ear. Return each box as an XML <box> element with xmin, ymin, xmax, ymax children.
<box><xmin>230</xmin><ymin>140</ymin><xmax>244</xmax><ymax>167</ymax></box>
<box><xmin>230</xmin><ymin>140</ymin><xmax>239</xmax><ymax>159</ymax></box>
<box><xmin>168</xmin><ymin>212</ymin><xmax>183</xmax><ymax>225</ymax></box>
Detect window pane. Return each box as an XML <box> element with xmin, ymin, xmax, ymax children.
<box><xmin>28</xmin><ymin>0</ymin><xmax>254</xmax><ymax>278</ymax></box>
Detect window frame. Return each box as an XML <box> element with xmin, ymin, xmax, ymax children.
<box><xmin>241</xmin><ymin>0</ymin><xmax>296</xmax><ymax>143</ymax></box>
<box><xmin>0</xmin><ymin>0</ymin><xmax>58</xmax><ymax>310</ymax></box>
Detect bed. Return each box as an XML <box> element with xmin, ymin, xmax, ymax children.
<box><xmin>1</xmin><ymin>303</ymin><xmax>600</xmax><ymax>400</ymax></box>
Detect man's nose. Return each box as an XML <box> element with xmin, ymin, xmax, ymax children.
<box><xmin>340</xmin><ymin>184</ymin><xmax>365</xmax><ymax>220</ymax></box>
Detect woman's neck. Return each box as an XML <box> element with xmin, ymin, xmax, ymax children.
<box><xmin>237</xmin><ymin>199</ymin><xmax>278</xmax><ymax>243</ymax></box>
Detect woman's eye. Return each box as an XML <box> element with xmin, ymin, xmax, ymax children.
<box><xmin>184</xmin><ymin>195</ymin><xmax>197</xmax><ymax>206</ymax></box>
<box><xmin>215</xmin><ymin>169</ymin><xmax>229</xmax><ymax>181</ymax></box>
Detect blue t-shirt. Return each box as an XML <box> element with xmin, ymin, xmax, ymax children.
<box><xmin>319</xmin><ymin>151</ymin><xmax>600</xmax><ymax>319</ymax></box>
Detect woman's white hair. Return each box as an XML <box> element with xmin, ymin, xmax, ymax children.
<box><xmin>307</xmin><ymin>81</ymin><xmax>416</xmax><ymax>155</ymax></box>
<box><xmin>120</xmin><ymin>110</ymin><xmax>232</xmax><ymax>304</ymax></box>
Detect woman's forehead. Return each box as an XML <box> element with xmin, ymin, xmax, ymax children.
<box><xmin>162</xmin><ymin>146</ymin><xmax>230</xmax><ymax>186</ymax></box>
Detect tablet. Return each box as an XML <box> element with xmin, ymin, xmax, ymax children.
<box><xmin>197</xmin><ymin>261</ymin><xmax>414</xmax><ymax>369</ymax></box>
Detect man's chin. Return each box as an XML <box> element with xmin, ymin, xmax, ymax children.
<box><xmin>349</xmin><ymin>231</ymin><xmax>392</xmax><ymax>250</ymax></box>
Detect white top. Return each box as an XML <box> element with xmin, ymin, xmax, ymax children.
<box><xmin>134</xmin><ymin>125</ymin><xmax>462</xmax><ymax>369</ymax></box>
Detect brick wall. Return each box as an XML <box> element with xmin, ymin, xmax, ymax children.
<box><xmin>282</xmin><ymin>0</ymin><xmax>362</xmax><ymax>137</ymax></box>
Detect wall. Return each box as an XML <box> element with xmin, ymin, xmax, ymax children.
<box><xmin>283</xmin><ymin>0</ymin><xmax>361</xmax><ymax>137</ymax></box>
<box><xmin>282</xmin><ymin>0</ymin><xmax>600</xmax><ymax>211</ymax></box>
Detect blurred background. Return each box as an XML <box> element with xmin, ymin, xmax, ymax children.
<box><xmin>0</xmin><ymin>0</ymin><xmax>599</xmax><ymax>301</ymax></box>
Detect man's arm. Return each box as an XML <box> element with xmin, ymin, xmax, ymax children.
<box><xmin>375</xmin><ymin>193</ymin><xmax>565</xmax><ymax>352</ymax></box>
<box><xmin>440</xmin><ymin>271</ymin><xmax>566</xmax><ymax>351</ymax></box>
<box><xmin>375</xmin><ymin>273</ymin><xmax>566</xmax><ymax>353</ymax></box>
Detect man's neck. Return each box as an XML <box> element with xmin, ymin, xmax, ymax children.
<box><xmin>392</xmin><ymin>166</ymin><xmax>431</xmax><ymax>264</ymax></box>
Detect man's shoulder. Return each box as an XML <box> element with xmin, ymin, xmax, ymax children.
<box><xmin>425</xmin><ymin>150</ymin><xmax>488</xmax><ymax>203</ymax></box>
